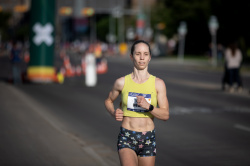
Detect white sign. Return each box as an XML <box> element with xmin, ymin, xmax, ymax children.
<box><xmin>33</xmin><ymin>23</ymin><xmax>54</xmax><ymax>46</ymax></box>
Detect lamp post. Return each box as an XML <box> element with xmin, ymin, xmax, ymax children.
<box><xmin>178</xmin><ymin>21</ymin><xmax>187</xmax><ymax>63</ymax></box>
<box><xmin>106</xmin><ymin>8</ymin><xmax>116</xmax><ymax>44</ymax></box>
<box><xmin>208</xmin><ymin>15</ymin><xmax>219</xmax><ymax>67</ymax></box>
<box><xmin>112</xmin><ymin>6</ymin><xmax>124</xmax><ymax>44</ymax></box>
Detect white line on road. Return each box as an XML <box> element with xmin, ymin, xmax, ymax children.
<box><xmin>234</xmin><ymin>124</ymin><xmax>250</xmax><ymax>132</ymax></box>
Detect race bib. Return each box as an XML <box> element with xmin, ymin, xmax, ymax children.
<box><xmin>127</xmin><ymin>92</ymin><xmax>151</xmax><ymax>112</ymax></box>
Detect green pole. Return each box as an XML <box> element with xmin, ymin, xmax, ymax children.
<box><xmin>27</xmin><ymin>0</ymin><xmax>56</xmax><ymax>83</ymax></box>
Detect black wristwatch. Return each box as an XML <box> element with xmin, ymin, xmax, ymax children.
<box><xmin>148</xmin><ymin>104</ymin><xmax>154</xmax><ymax>112</ymax></box>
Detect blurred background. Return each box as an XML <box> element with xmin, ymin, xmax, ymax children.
<box><xmin>0</xmin><ymin>0</ymin><xmax>250</xmax><ymax>57</ymax></box>
<box><xmin>0</xmin><ymin>0</ymin><xmax>250</xmax><ymax>166</ymax></box>
<box><xmin>0</xmin><ymin>0</ymin><xmax>250</xmax><ymax>84</ymax></box>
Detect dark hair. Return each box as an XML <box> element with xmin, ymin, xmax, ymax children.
<box><xmin>229</xmin><ymin>42</ymin><xmax>238</xmax><ymax>56</ymax></box>
<box><xmin>130</xmin><ymin>40</ymin><xmax>151</xmax><ymax>56</ymax></box>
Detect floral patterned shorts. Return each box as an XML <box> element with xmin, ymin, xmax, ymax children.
<box><xmin>117</xmin><ymin>127</ymin><xmax>156</xmax><ymax>157</ymax></box>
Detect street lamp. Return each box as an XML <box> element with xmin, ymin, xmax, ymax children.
<box><xmin>82</xmin><ymin>8</ymin><xmax>96</xmax><ymax>44</ymax></box>
<box><xmin>112</xmin><ymin>6</ymin><xmax>124</xmax><ymax>44</ymax></box>
<box><xmin>106</xmin><ymin>8</ymin><xmax>117</xmax><ymax>44</ymax></box>
<box><xmin>208</xmin><ymin>15</ymin><xmax>219</xmax><ymax>67</ymax></box>
<box><xmin>178</xmin><ymin>21</ymin><xmax>187</xmax><ymax>62</ymax></box>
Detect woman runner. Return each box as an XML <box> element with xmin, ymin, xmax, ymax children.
<box><xmin>105</xmin><ymin>40</ymin><xmax>169</xmax><ymax>166</ymax></box>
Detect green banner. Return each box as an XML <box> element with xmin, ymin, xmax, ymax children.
<box><xmin>28</xmin><ymin>0</ymin><xmax>55</xmax><ymax>82</ymax></box>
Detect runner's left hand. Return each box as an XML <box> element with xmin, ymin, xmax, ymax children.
<box><xmin>136</xmin><ymin>96</ymin><xmax>150</xmax><ymax>110</ymax></box>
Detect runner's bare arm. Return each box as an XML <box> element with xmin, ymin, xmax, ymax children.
<box><xmin>150</xmin><ymin>78</ymin><xmax>169</xmax><ymax>121</ymax></box>
<box><xmin>104</xmin><ymin>77</ymin><xmax>124</xmax><ymax>120</ymax></box>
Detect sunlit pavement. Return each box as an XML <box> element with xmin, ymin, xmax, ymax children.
<box><xmin>1</xmin><ymin>55</ymin><xmax>250</xmax><ymax>166</ymax></box>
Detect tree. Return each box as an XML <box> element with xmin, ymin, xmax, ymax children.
<box><xmin>211</xmin><ymin>0</ymin><xmax>250</xmax><ymax>56</ymax></box>
<box><xmin>151</xmin><ymin>0</ymin><xmax>211</xmax><ymax>55</ymax></box>
<box><xmin>0</xmin><ymin>12</ymin><xmax>12</xmax><ymax>41</ymax></box>
<box><xmin>150</xmin><ymin>0</ymin><xmax>250</xmax><ymax>56</ymax></box>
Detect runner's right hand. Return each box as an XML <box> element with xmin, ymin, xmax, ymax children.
<box><xmin>115</xmin><ymin>108</ymin><xmax>123</xmax><ymax>121</ymax></box>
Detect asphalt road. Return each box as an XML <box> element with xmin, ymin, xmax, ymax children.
<box><xmin>1</xmin><ymin>56</ymin><xmax>250</xmax><ymax>166</ymax></box>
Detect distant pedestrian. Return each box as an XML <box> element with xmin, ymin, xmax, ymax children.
<box><xmin>105</xmin><ymin>40</ymin><xmax>169</xmax><ymax>166</ymax></box>
<box><xmin>10</xmin><ymin>41</ymin><xmax>22</xmax><ymax>84</ymax></box>
<box><xmin>221</xmin><ymin>62</ymin><xmax>229</xmax><ymax>91</ymax></box>
<box><xmin>224</xmin><ymin>42</ymin><xmax>243</xmax><ymax>92</ymax></box>
<box><xmin>217</xmin><ymin>43</ymin><xmax>224</xmax><ymax>64</ymax></box>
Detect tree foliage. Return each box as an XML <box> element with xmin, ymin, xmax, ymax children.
<box><xmin>150</xmin><ymin>0</ymin><xmax>250</xmax><ymax>55</ymax></box>
<box><xmin>0</xmin><ymin>12</ymin><xmax>12</xmax><ymax>41</ymax></box>
<box><xmin>151</xmin><ymin>0</ymin><xmax>211</xmax><ymax>54</ymax></box>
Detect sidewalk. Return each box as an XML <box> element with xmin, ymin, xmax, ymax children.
<box><xmin>0</xmin><ymin>82</ymin><xmax>111</xmax><ymax>166</ymax></box>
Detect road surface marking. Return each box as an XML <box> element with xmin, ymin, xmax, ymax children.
<box><xmin>167</xmin><ymin>78</ymin><xmax>219</xmax><ymax>89</ymax></box>
<box><xmin>234</xmin><ymin>124</ymin><xmax>250</xmax><ymax>132</ymax></box>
